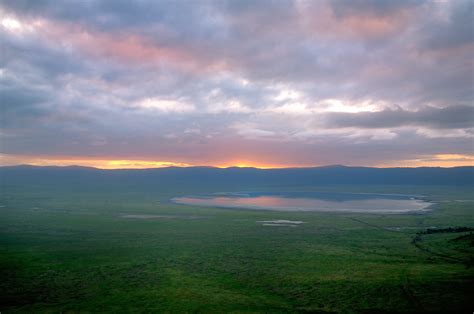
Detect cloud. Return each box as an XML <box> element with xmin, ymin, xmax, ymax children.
<box><xmin>322</xmin><ymin>105</ymin><xmax>474</xmax><ymax>129</ymax></box>
<box><xmin>420</xmin><ymin>1</ymin><xmax>474</xmax><ymax>50</ymax></box>
<box><xmin>0</xmin><ymin>0</ymin><xmax>473</xmax><ymax>167</ymax></box>
<box><xmin>134</xmin><ymin>98</ymin><xmax>195</xmax><ymax>113</ymax></box>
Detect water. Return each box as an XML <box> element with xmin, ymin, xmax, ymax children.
<box><xmin>171</xmin><ymin>192</ymin><xmax>432</xmax><ymax>213</ymax></box>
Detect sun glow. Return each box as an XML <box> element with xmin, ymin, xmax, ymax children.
<box><xmin>103</xmin><ymin>160</ymin><xmax>192</xmax><ymax>169</ymax></box>
<box><xmin>378</xmin><ymin>154</ymin><xmax>474</xmax><ymax>168</ymax></box>
<box><xmin>0</xmin><ymin>154</ymin><xmax>302</xmax><ymax>169</ymax></box>
<box><xmin>0</xmin><ymin>155</ymin><xmax>193</xmax><ymax>169</ymax></box>
<box><xmin>0</xmin><ymin>154</ymin><xmax>472</xmax><ymax>170</ymax></box>
<box><xmin>215</xmin><ymin>160</ymin><xmax>301</xmax><ymax>169</ymax></box>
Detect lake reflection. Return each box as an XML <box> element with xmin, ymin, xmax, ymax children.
<box><xmin>172</xmin><ymin>192</ymin><xmax>431</xmax><ymax>213</ymax></box>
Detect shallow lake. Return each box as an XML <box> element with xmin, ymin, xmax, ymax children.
<box><xmin>171</xmin><ymin>192</ymin><xmax>432</xmax><ymax>213</ymax></box>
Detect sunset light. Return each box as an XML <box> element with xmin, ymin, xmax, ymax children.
<box><xmin>1</xmin><ymin>1</ymin><xmax>473</xmax><ymax>312</ymax></box>
<box><xmin>0</xmin><ymin>1</ymin><xmax>472</xmax><ymax>168</ymax></box>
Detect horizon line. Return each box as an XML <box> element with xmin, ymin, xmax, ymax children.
<box><xmin>1</xmin><ymin>163</ymin><xmax>473</xmax><ymax>171</ymax></box>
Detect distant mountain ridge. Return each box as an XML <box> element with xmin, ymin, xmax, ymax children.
<box><xmin>2</xmin><ymin>164</ymin><xmax>473</xmax><ymax>170</ymax></box>
<box><xmin>1</xmin><ymin>164</ymin><xmax>473</xmax><ymax>186</ymax></box>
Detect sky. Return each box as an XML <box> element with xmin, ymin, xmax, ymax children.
<box><xmin>0</xmin><ymin>0</ymin><xmax>473</xmax><ymax>168</ymax></box>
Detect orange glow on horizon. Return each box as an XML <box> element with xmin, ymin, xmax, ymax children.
<box><xmin>0</xmin><ymin>154</ymin><xmax>305</xmax><ymax>169</ymax></box>
<box><xmin>376</xmin><ymin>154</ymin><xmax>474</xmax><ymax>168</ymax></box>
<box><xmin>0</xmin><ymin>154</ymin><xmax>306</xmax><ymax>169</ymax></box>
<box><xmin>0</xmin><ymin>154</ymin><xmax>193</xmax><ymax>169</ymax></box>
<box><xmin>214</xmin><ymin>160</ymin><xmax>299</xmax><ymax>169</ymax></box>
<box><xmin>0</xmin><ymin>154</ymin><xmax>472</xmax><ymax>169</ymax></box>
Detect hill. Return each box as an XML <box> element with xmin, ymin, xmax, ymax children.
<box><xmin>1</xmin><ymin>165</ymin><xmax>473</xmax><ymax>186</ymax></box>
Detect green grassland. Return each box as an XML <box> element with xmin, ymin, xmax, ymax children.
<box><xmin>1</xmin><ymin>182</ymin><xmax>473</xmax><ymax>313</ymax></box>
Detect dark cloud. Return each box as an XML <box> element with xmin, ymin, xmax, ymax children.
<box><xmin>330</xmin><ymin>0</ymin><xmax>424</xmax><ymax>17</ymax></box>
<box><xmin>322</xmin><ymin>105</ymin><xmax>474</xmax><ymax>129</ymax></box>
<box><xmin>420</xmin><ymin>1</ymin><xmax>474</xmax><ymax>50</ymax></box>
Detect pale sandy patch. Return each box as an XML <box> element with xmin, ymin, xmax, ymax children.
<box><xmin>257</xmin><ymin>220</ymin><xmax>305</xmax><ymax>224</ymax></box>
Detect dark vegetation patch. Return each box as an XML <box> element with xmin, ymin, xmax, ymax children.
<box><xmin>417</xmin><ymin>226</ymin><xmax>474</xmax><ymax>235</ymax></box>
<box><xmin>411</xmin><ymin>227</ymin><xmax>474</xmax><ymax>266</ymax></box>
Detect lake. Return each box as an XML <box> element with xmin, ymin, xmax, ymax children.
<box><xmin>171</xmin><ymin>191</ymin><xmax>432</xmax><ymax>213</ymax></box>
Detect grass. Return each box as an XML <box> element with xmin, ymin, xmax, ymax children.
<box><xmin>0</xmin><ymin>182</ymin><xmax>473</xmax><ymax>313</ymax></box>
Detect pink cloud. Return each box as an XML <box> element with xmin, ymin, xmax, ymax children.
<box><xmin>30</xmin><ymin>18</ymin><xmax>228</xmax><ymax>74</ymax></box>
<box><xmin>298</xmin><ymin>2</ymin><xmax>417</xmax><ymax>40</ymax></box>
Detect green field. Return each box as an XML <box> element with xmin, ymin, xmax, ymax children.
<box><xmin>1</xmin><ymin>182</ymin><xmax>473</xmax><ymax>313</ymax></box>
